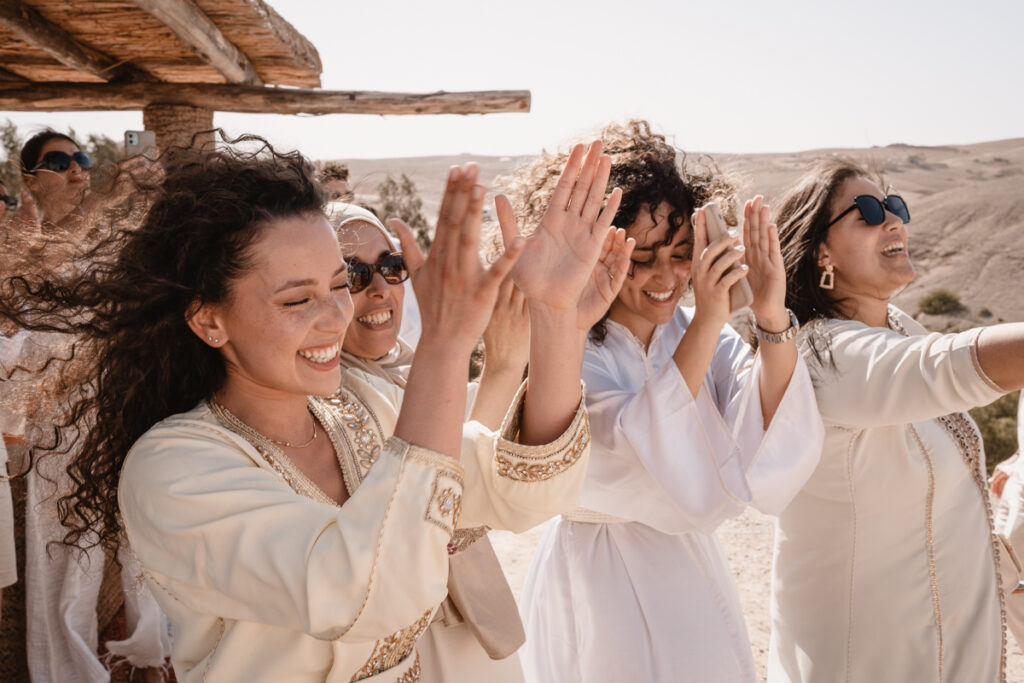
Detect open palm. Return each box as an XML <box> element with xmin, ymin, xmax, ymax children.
<box><xmin>495</xmin><ymin>142</ymin><xmax>622</xmax><ymax>317</ymax></box>
<box><xmin>742</xmin><ymin>195</ymin><xmax>787</xmax><ymax>319</ymax></box>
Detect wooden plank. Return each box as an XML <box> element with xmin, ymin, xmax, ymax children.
<box><xmin>240</xmin><ymin>0</ymin><xmax>320</xmax><ymax>77</ymax></box>
<box><xmin>0</xmin><ymin>82</ymin><xmax>531</xmax><ymax>115</ymax></box>
<box><xmin>0</xmin><ymin>0</ymin><xmax>153</xmax><ymax>82</ymax></box>
<box><xmin>131</xmin><ymin>0</ymin><xmax>262</xmax><ymax>85</ymax></box>
<box><xmin>0</xmin><ymin>65</ymin><xmax>27</xmax><ymax>81</ymax></box>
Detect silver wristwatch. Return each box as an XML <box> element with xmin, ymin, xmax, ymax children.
<box><xmin>754</xmin><ymin>309</ymin><xmax>799</xmax><ymax>344</ymax></box>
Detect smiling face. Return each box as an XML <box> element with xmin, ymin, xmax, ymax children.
<box><xmin>607</xmin><ymin>201</ymin><xmax>693</xmax><ymax>343</ymax></box>
<box><xmin>207</xmin><ymin>212</ymin><xmax>353</xmax><ymax>399</ymax></box>
<box><xmin>337</xmin><ymin>220</ymin><xmax>405</xmax><ymax>359</ymax></box>
<box><xmin>23</xmin><ymin>137</ymin><xmax>90</xmax><ymax>211</ymax></box>
<box><xmin>819</xmin><ymin>177</ymin><xmax>914</xmax><ymax>307</ymax></box>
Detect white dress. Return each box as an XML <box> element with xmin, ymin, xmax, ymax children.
<box><xmin>520</xmin><ymin>306</ymin><xmax>823</xmax><ymax>683</ymax></box>
<box><xmin>769</xmin><ymin>308</ymin><xmax>1006</xmax><ymax>682</ymax></box>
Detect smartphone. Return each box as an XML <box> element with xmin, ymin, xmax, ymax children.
<box><xmin>702</xmin><ymin>201</ymin><xmax>754</xmax><ymax>312</ymax></box>
<box><xmin>124</xmin><ymin>130</ymin><xmax>157</xmax><ymax>159</ymax></box>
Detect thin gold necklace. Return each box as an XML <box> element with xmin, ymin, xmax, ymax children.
<box><xmin>211</xmin><ymin>399</ymin><xmax>318</xmax><ymax>449</ymax></box>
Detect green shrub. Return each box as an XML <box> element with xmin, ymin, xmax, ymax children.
<box><xmin>919</xmin><ymin>289</ymin><xmax>962</xmax><ymax>315</ymax></box>
<box><xmin>969</xmin><ymin>391</ymin><xmax>1021</xmax><ymax>473</ymax></box>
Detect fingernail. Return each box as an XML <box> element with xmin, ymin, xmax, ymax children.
<box><xmin>741</xmin><ymin>264</ymin><xmax>749</xmax><ymax>271</ymax></box>
<box><xmin>735</xmin><ymin>244</ymin><xmax>746</xmax><ymax>252</ymax></box>
<box><xmin>472</xmin><ymin>185</ymin><xmax>485</xmax><ymax>200</ymax></box>
<box><xmin>449</xmin><ymin>167</ymin><xmax>459</xmax><ymax>180</ymax></box>
<box><xmin>728</xmin><ymin>229</ymin><xmax>739</xmax><ymax>238</ymax></box>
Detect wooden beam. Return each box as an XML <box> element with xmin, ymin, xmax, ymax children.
<box><xmin>0</xmin><ymin>82</ymin><xmax>531</xmax><ymax>115</ymax></box>
<box><xmin>0</xmin><ymin>66</ymin><xmax>28</xmax><ymax>82</ymax></box>
<box><xmin>0</xmin><ymin>0</ymin><xmax>153</xmax><ymax>82</ymax></box>
<box><xmin>249</xmin><ymin>0</ymin><xmax>321</xmax><ymax>81</ymax></box>
<box><xmin>131</xmin><ymin>0</ymin><xmax>263</xmax><ymax>85</ymax></box>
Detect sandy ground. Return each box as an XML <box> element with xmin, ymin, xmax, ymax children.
<box><xmin>490</xmin><ymin>509</ymin><xmax>1024</xmax><ymax>681</ymax></box>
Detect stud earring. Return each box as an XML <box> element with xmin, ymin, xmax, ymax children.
<box><xmin>819</xmin><ymin>264</ymin><xmax>835</xmax><ymax>290</ymax></box>
<box><xmin>207</xmin><ymin>335</ymin><xmax>219</xmax><ymax>344</ymax></box>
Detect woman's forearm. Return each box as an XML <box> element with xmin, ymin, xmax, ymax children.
<box><xmin>673</xmin><ymin>315</ymin><xmax>721</xmax><ymax>398</ymax></box>
<box><xmin>470</xmin><ymin>363</ymin><xmax>526</xmax><ymax>431</ymax></box>
<box><xmin>520</xmin><ymin>304</ymin><xmax>585</xmax><ymax>445</ymax></box>
<box><xmin>394</xmin><ymin>336</ymin><xmax>474</xmax><ymax>460</ymax></box>
<box><xmin>976</xmin><ymin>323</ymin><xmax>1024</xmax><ymax>392</ymax></box>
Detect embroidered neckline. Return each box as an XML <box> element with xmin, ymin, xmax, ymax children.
<box><xmin>209</xmin><ymin>396</ymin><xmax>358</xmax><ymax>506</ymax></box>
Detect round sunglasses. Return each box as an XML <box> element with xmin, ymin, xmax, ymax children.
<box><xmin>346</xmin><ymin>253</ymin><xmax>409</xmax><ymax>294</ymax></box>
<box><xmin>0</xmin><ymin>194</ymin><xmax>17</xmax><ymax>209</ymax></box>
<box><xmin>827</xmin><ymin>194</ymin><xmax>910</xmax><ymax>228</ymax></box>
<box><xmin>29</xmin><ymin>150</ymin><xmax>93</xmax><ymax>174</ymax></box>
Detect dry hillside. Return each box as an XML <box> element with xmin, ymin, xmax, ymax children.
<box><xmin>340</xmin><ymin>137</ymin><xmax>1024</xmax><ymax>325</ymax></box>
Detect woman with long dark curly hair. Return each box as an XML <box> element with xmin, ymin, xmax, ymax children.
<box><xmin>0</xmin><ymin>135</ymin><xmax>625</xmax><ymax>681</ymax></box>
<box><xmin>769</xmin><ymin>157</ymin><xmax>1024</xmax><ymax>682</ymax></box>
<box><xmin>506</xmin><ymin>121</ymin><xmax>823</xmax><ymax>682</ymax></box>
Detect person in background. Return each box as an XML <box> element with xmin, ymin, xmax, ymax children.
<box><xmin>319</xmin><ymin>161</ymin><xmax>353</xmax><ymax>202</ymax></box>
<box><xmin>770</xmin><ymin>157</ymin><xmax>1024</xmax><ymax>682</ymax></box>
<box><xmin>19</xmin><ymin>130</ymin><xmax>93</xmax><ymax>226</ymax></box>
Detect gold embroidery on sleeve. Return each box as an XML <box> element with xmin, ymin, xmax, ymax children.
<box><xmin>351</xmin><ymin>611</ymin><xmax>431</xmax><ymax>682</ymax></box>
<box><xmin>494</xmin><ymin>381</ymin><xmax>591</xmax><ymax>482</ymax></box>
<box><xmin>328</xmin><ymin>386</ymin><xmax>386</xmax><ymax>481</ymax></box>
<box><xmin>425</xmin><ymin>471</ymin><xmax>463</xmax><ymax>535</ymax></box>
<box><xmin>447</xmin><ymin>526</ymin><xmax>490</xmax><ymax>555</ymax></box>
<box><xmin>496</xmin><ymin>423</ymin><xmax>590</xmax><ymax>483</ymax></box>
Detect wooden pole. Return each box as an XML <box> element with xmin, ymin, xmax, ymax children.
<box><xmin>143</xmin><ymin>103</ymin><xmax>214</xmax><ymax>152</ymax></box>
<box><xmin>0</xmin><ymin>82</ymin><xmax>531</xmax><ymax>115</ymax></box>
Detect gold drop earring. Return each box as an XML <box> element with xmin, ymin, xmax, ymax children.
<box><xmin>819</xmin><ymin>264</ymin><xmax>835</xmax><ymax>290</ymax></box>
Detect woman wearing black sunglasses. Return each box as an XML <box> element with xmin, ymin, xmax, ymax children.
<box><xmin>19</xmin><ymin>131</ymin><xmax>92</xmax><ymax>226</ymax></box>
<box><xmin>329</xmin><ymin>145</ymin><xmax>636</xmax><ymax>683</ymax></box>
<box><xmin>769</xmin><ymin>157</ymin><xmax>1024</xmax><ymax>682</ymax></box>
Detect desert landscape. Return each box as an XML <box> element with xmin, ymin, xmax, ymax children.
<box><xmin>339</xmin><ymin>137</ymin><xmax>1024</xmax><ymax>679</ymax></box>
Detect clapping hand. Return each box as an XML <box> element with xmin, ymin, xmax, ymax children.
<box><xmin>741</xmin><ymin>196</ymin><xmax>788</xmax><ymax>326</ymax></box>
<box><xmin>494</xmin><ymin>142</ymin><xmax>623</xmax><ymax>321</ymax></box>
<box><xmin>389</xmin><ymin>163</ymin><xmax>524</xmax><ymax>352</ymax></box>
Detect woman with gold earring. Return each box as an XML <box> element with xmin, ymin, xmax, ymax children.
<box><xmin>770</xmin><ymin>157</ymin><xmax>1024</xmax><ymax>683</ymax></box>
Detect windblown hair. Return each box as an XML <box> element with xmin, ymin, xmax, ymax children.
<box><xmin>20</xmin><ymin>130</ymin><xmax>81</xmax><ymax>172</ymax></box>
<box><xmin>773</xmin><ymin>156</ymin><xmax>884</xmax><ymax>361</ymax></box>
<box><xmin>318</xmin><ymin>161</ymin><xmax>349</xmax><ymax>183</ymax></box>
<box><xmin>502</xmin><ymin>120</ymin><xmax>738</xmax><ymax>342</ymax></box>
<box><xmin>0</xmin><ymin>133</ymin><xmax>325</xmax><ymax>556</ymax></box>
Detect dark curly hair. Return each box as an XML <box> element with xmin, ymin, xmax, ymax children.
<box><xmin>0</xmin><ymin>133</ymin><xmax>325</xmax><ymax>556</ymax></box>
<box><xmin>502</xmin><ymin>120</ymin><xmax>738</xmax><ymax>343</ymax></box>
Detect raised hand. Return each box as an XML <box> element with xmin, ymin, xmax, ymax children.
<box><xmin>482</xmin><ymin>275</ymin><xmax>530</xmax><ymax>375</ymax></box>
<box><xmin>741</xmin><ymin>195</ymin><xmax>788</xmax><ymax>327</ymax></box>
<box><xmin>389</xmin><ymin>163</ymin><xmax>523</xmax><ymax>353</ymax></box>
<box><xmin>494</xmin><ymin>141</ymin><xmax>622</xmax><ymax>316</ymax></box>
<box><xmin>690</xmin><ymin>207</ymin><xmax>749</xmax><ymax>331</ymax></box>
<box><xmin>577</xmin><ymin>227</ymin><xmax>635</xmax><ymax>330</ymax></box>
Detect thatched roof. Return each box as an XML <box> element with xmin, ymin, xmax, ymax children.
<box><xmin>0</xmin><ymin>0</ymin><xmax>321</xmax><ymax>86</ymax></box>
<box><xmin>0</xmin><ymin>0</ymin><xmax>528</xmax><ymax>124</ymax></box>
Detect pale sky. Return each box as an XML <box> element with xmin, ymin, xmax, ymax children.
<box><xmin>3</xmin><ymin>0</ymin><xmax>1022</xmax><ymax>159</ymax></box>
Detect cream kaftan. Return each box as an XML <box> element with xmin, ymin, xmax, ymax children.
<box><xmin>520</xmin><ymin>306</ymin><xmax>823</xmax><ymax>683</ymax></box>
<box><xmin>769</xmin><ymin>308</ymin><xmax>1006</xmax><ymax>683</ymax></box>
<box><xmin>120</xmin><ymin>369</ymin><xmax>590</xmax><ymax>682</ymax></box>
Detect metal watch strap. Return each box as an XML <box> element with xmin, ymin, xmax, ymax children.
<box><xmin>754</xmin><ymin>308</ymin><xmax>799</xmax><ymax>344</ymax></box>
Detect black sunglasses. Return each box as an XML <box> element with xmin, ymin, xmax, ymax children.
<box><xmin>346</xmin><ymin>253</ymin><xmax>409</xmax><ymax>294</ymax></box>
<box><xmin>29</xmin><ymin>150</ymin><xmax>93</xmax><ymax>173</ymax></box>
<box><xmin>0</xmin><ymin>194</ymin><xmax>17</xmax><ymax>208</ymax></box>
<box><xmin>827</xmin><ymin>194</ymin><xmax>910</xmax><ymax>228</ymax></box>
